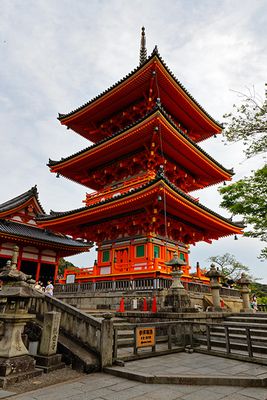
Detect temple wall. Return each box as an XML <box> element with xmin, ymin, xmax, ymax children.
<box><xmin>55</xmin><ymin>290</ymin><xmax>243</xmax><ymax>313</ymax></box>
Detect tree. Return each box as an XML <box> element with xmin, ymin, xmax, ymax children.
<box><xmin>219</xmin><ymin>84</ymin><xmax>267</xmax><ymax>259</ymax></box>
<box><xmin>222</xmin><ymin>84</ymin><xmax>267</xmax><ymax>158</ymax></box>
<box><xmin>207</xmin><ymin>253</ymin><xmax>251</xmax><ymax>282</ymax></box>
<box><xmin>219</xmin><ymin>166</ymin><xmax>267</xmax><ymax>259</ymax></box>
<box><xmin>58</xmin><ymin>258</ymin><xmax>79</xmax><ymax>275</ymax></box>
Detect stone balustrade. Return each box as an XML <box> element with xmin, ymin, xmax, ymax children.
<box><xmin>30</xmin><ymin>293</ymin><xmax>113</xmax><ymax>366</ymax></box>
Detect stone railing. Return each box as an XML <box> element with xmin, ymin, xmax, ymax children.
<box><xmin>54</xmin><ymin>279</ymin><xmax>240</xmax><ymax>298</ymax></box>
<box><xmin>258</xmin><ymin>304</ymin><xmax>267</xmax><ymax>312</ymax></box>
<box><xmin>29</xmin><ymin>294</ymin><xmax>113</xmax><ymax>367</ymax></box>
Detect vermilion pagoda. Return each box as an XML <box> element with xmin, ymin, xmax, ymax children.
<box><xmin>37</xmin><ymin>29</ymin><xmax>243</xmax><ymax>285</ymax></box>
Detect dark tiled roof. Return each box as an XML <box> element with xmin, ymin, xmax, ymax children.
<box><xmin>0</xmin><ymin>186</ymin><xmax>45</xmax><ymax>214</ymax></box>
<box><xmin>37</xmin><ymin>172</ymin><xmax>243</xmax><ymax>229</ymax></box>
<box><xmin>49</xmin><ymin>105</ymin><xmax>233</xmax><ymax>176</ymax></box>
<box><xmin>58</xmin><ymin>47</ymin><xmax>222</xmax><ymax>129</ymax></box>
<box><xmin>0</xmin><ymin>219</ymin><xmax>92</xmax><ymax>249</ymax></box>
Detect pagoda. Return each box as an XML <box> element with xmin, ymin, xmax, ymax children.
<box><xmin>37</xmin><ymin>28</ymin><xmax>243</xmax><ymax>285</ymax></box>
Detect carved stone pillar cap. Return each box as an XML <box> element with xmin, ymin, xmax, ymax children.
<box><xmin>236</xmin><ymin>272</ymin><xmax>251</xmax><ymax>285</ymax></box>
<box><xmin>205</xmin><ymin>263</ymin><xmax>224</xmax><ymax>278</ymax></box>
<box><xmin>0</xmin><ymin>260</ymin><xmax>32</xmax><ymax>282</ymax></box>
<box><xmin>165</xmin><ymin>251</ymin><xmax>186</xmax><ymax>268</ymax></box>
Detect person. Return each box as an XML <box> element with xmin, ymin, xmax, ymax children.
<box><xmin>45</xmin><ymin>281</ymin><xmax>54</xmax><ymax>296</ymax></box>
<box><xmin>251</xmin><ymin>294</ymin><xmax>258</xmax><ymax>312</ymax></box>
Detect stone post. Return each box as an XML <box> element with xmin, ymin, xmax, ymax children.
<box><xmin>100</xmin><ymin>313</ymin><xmax>113</xmax><ymax>368</ymax></box>
<box><xmin>236</xmin><ymin>273</ymin><xmax>252</xmax><ymax>313</ymax></box>
<box><xmin>0</xmin><ymin>260</ymin><xmax>43</xmax><ymax>387</ymax></box>
<box><xmin>11</xmin><ymin>245</ymin><xmax>19</xmax><ymax>269</ymax></box>
<box><xmin>205</xmin><ymin>264</ymin><xmax>223</xmax><ymax>311</ymax></box>
<box><xmin>163</xmin><ymin>252</ymin><xmax>191</xmax><ymax>311</ymax></box>
<box><xmin>36</xmin><ymin>311</ymin><xmax>64</xmax><ymax>372</ymax></box>
<box><xmin>39</xmin><ymin>312</ymin><xmax>61</xmax><ymax>356</ymax></box>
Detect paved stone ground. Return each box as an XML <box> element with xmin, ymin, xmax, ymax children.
<box><xmin>1</xmin><ymin>353</ymin><xmax>267</xmax><ymax>400</ymax></box>
<box><xmin>113</xmin><ymin>353</ymin><xmax>267</xmax><ymax>377</ymax></box>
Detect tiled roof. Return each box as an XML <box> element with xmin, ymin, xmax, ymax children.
<box><xmin>58</xmin><ymin>47</ymin><xmax>222</xmax><ymax>129</ymax></box>
<box><xmin>49</xmin><ymin>104</ymin><xmax>233</xmax><ymax>176</ymax></box>
<box><xmin>0</xmin><ymin>186</ymin><xmax>45</xmax><ymax>214</ymax></box>
<box><xmin>37</xmin><ymin>171</ymin><xmax>243</xmax><ymax>229</ymax></box>
<box><xmin>0</xmin><ymin>219</ymin><xmax>92</xmax><ymax>249</ymax></box>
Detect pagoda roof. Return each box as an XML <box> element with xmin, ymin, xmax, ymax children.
<box><xmin>37</xmin><ymin>172</ymin><xmax>243</xmax><ymax>240</ymax></box>
<box><xmin>58</xmin><ymin>48</ymin><xmax>222</xmax><ymax>142</ymax></box>
<box><xmin>48</xmin><ymin>106</ymin><xmax>233</xmax><ymax>189</ymax></box>
<box><xmin>0</xmin><ymin>186</ymin><xmax>45</xmax><ymax>217</ymax></box>
<box><xmin>0</xmin><ymin>218</ymin><xmax>92</xmax><ymax>252</ymax></box>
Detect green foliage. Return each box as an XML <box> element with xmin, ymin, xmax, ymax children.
<box><xmin>258</xmin><ymin>296</ymin><xmax>267</xmax><ymax>305</ymax></box>
<box><xmin>219</xmin><ymin>165</ymin><xmax>267</xmax><ymax>259</ymax></box>
<box><xmin>250</xmin><ymin>281</ymin><xmax>267</xmax><ymax>298</ymax></box>
<box><xmin>58</xmin><ymin>258</ymin><xmax>79</xmax><ymax>275</ymax></box>
<box><xmin>223</xmin><ymin>84</ymin><xmax>267</xmax><ymax>158</ymax></box>
<box><xmin>207</xmin><ymin>253</ymin><xmax>251</xmax><ymax>281</ymax></box>
<box><xmin>220</xmin><ymin>84</ymin><xmax>267</xmax><ymax>259</ymax></box>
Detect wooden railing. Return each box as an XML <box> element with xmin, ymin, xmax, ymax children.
<box><xmin>113</xmin><ymin>319</ymin><xmax>267</xmax><ymax>363</ymax></box>
<box><xmin>29</xmin><ymin>294</ymin><xmax>113</xmax><ymax>367</ymax></box>
<box><xmin>191</xmin><ymin>321</ymin><xmax>267</xmax><ymax>363</ymax></box>
<box><xmin>113</xmin><ymin>320</ymin><xmax>189</xmax><ymax>361</ymax></box>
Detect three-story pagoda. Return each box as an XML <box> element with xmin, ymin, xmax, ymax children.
<box><xmin>37</xmin><ymin>28</ymin><xmax>243</xmax><ymax>285</ymax></box>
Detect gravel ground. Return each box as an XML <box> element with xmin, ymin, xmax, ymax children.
<box><xmin>7</xmin><ymin>367</ymin><xmax>84</xmax><ymax>394</ymax></box>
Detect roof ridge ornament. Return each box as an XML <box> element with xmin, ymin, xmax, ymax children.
<box><xmin>139</xmin><ymin>27</ymin><xmax>147</xmax><ymax>65</ymax></box>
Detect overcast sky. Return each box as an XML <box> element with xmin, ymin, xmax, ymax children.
<box><xmin>1</xmin><ymin>0</ymin><xmax>266</xmax><ymax>281</ymax></box>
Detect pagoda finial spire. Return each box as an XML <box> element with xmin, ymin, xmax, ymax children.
<box><xmin>139</xmin><ymin>26</ymin><xmax>147</xmax><ymax>65</ymax></box>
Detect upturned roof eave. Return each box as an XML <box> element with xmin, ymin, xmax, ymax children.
<box><xmin>0</xmin><ymin>186</ymin><xmax>46</xmax><ymax>216</ymax></box>
<box><xmin>57</xmin><ymin>49</ymin><xmax>222</xmax><ymax>131</ymax></box>
<box><xmin>0</xmin><ymin>219</ymin><xmax>92</xmax><ymax>250</ymax></box>
<box><xmin>36</xmin><ymin>174</ymin><xmax>243</xmax><ymax>233</ymax></box>
<box><xmin>49</xmin><ymin>106</ymin><xmax>233</xmax><ymax>179</ymax></box>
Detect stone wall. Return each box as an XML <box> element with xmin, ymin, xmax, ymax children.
<box><xmin>55</xmin><ymin>290</ymin><xmax>243</xmax><ymax>313</ymax></box>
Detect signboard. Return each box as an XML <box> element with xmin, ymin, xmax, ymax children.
<box><xmin>66</xmin><ymin>274</ymin><xmax>75</xmax><ymax>284</ymax></box>
<box><xmin>136</xmin><ymin>327</ymin><xmax>155</xmax><ymax>348</ymax></box>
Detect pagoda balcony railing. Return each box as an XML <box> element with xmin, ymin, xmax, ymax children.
<box><xmin>84</xmin><ymin>173</ymin><xmax>154</xmax><ymax>206</ymax></box>
<box><xmin>54</xmin><ymin>279</ymin><xmax>240</xmax><ymax>297</ymax></box>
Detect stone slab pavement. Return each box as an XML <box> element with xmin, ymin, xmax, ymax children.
<box><xmin>1</xmin><ymin>353</ymin><xmax>267</xmax><ymax>400</ymax></box>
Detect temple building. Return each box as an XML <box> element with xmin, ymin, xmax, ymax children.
<box><xmin>37</xmin><ymin>28</ymin><xmax>243</xmax><ymax>285</ymax></box>
<box><xmin>0</xmin><ymin>186</ymin><xmax>91</xmax><ymax>283</ymax></box>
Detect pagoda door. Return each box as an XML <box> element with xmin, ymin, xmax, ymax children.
<box><xmin>115</xmin><ymin>248</ymin><xmax>129</xmax><ymax>272</ymax></box>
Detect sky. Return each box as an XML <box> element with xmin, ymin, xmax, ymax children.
<box><xmin>0</xmin><ymin>0</ymin><xmax>266</xmax><ymax>280</ymax></box>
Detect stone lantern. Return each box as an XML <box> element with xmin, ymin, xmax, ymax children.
<box><xmin>205</xmin><ymin>263</ymin><xmax>224</xmax><ymax>311</ymax></box>
<box><xmin>0</xmin><ymin>260</ymin><xmax>42</xmax><ymax>388</ymax></box>
<box><xmin>163</xmin><ymin>251</ymin><xmax>191</xmax><ymax>311</ymax></box>
<box><xmin>236</xmin><ymin>273</ymin><xmax>252</xmax><ymax>313</ymax></box>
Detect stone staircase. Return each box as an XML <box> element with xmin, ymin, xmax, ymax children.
<box><xmin>195</xmin><ymin>313</ymin><xmax>267</xmax><ymax>360</ymax></box>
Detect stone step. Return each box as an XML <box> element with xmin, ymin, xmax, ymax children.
<box><xmin>225</xmin><ymin>316</ymin><xmax>267</xmax><ymax>324</ymax></box>
<box><xmin>57</xmin><ymin>333</ymin><xmax>100</xmax><ymax>373</ymax></box>
<box><xmin>104</xmin><ymin>365</ymin><xmax>267</xmax><ymax>387</ymax></box>
<box><xmin>210</xmin><ymin>326</ymin><xmax>267</xmax><ymax>338</ymax></box>
<box><xmin>195</xmin><ymin>336</ymin><xmax>267</xmax><ymax>354</ymax></box>
<box><xmin>230</xmin><ymin>312</ymin><xmax>267</xmax><ymax>318</ymax></box>
<box><xmin>205</xmin><ymin>331</ymin><xmax>267</xmax><ymax>344</ymax></box>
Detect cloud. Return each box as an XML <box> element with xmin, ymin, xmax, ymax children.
<box><xmin>1</xmin><ymin>0</ymin><xmax>266</xmax><ymax>279</ymax></box>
